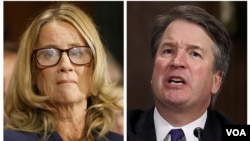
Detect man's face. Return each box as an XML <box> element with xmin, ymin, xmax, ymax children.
<box><xmin>151</xmin><ymin>20</ymin><xmax>222</xmax><ymax>110</ymax></box>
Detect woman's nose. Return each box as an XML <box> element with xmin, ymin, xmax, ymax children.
<box><xmin>57</xmin><ymin>52</ymin><xmax>74</xmax><ymax>72</ymax></box>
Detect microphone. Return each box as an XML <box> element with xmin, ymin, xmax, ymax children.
<box><xmin>193</xmin><ymin>127</ymin><xmax>204</xmax><ymax>141</ymax></box>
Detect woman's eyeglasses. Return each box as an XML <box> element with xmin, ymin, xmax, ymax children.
<box><xmin>32</xmin><ymin>46</ymin><xmax>93</xmax><ymax>67</ymax></box>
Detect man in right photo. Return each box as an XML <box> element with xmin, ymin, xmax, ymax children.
<box><xmin>127</xmin><ymin>1</ymin><xmax>246</xmax><ymax>141</ymax></box>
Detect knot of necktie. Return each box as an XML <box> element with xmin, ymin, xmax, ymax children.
<box><xmin>169</xmin><ymin>129</ymin><xmax>185</xmax><ymax>141</ymax></box>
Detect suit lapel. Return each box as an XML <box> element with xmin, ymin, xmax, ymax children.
<box><xmin>132</xmin><ymin>108</ymin><xmax>157</xmax><ymax>141</ymax></box>
<box><xmin>201</xmin><ymin>109</ymin><xmax>222</xmax><ymax>141</ymax></box>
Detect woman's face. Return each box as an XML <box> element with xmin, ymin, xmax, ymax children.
<box><xmin>35</xmin><ymin>21</ymin><xmax>93</xmax><ymax>104</ymax></box>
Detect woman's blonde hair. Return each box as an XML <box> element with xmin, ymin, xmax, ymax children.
<box><xmin>4</xmin><ymin>2</ymin><xmax>122</xmax><ymax>140</ymax></box>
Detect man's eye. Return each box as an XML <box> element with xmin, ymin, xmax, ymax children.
<box><xmin>163</xmin><ymin>49</ymin><xmax>173</xmax><ymax>54</ymax></box>
<box><xmin>191</xmin><ymin>51</ymin><xmax>201</xmax><ymax>58</ymax></box>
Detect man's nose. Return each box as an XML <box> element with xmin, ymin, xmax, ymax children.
<box><xmin>170</xmin><ymin>51</ymin><xmax>186</xmax><ymax>68</ymax></box>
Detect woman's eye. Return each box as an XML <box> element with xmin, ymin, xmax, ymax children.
<box><xmin>38</xmin><ymin>49</ymin><xmax>57</xmax><ymax>59</ymax></box>
<box><xmin>44</xmin><ymin>51</ymin><xmax>55</xmax><ymax>58</ymax></box>
<box><xmin>70</xmin><ymin>49</ymin><xmax>83</xmax><ymax>57</ymax></box>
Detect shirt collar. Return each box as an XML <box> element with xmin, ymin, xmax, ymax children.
<box><xmin>154</xmin><ymin>107</ymin><xmax>207</xmax><ymax>141</ymax></box>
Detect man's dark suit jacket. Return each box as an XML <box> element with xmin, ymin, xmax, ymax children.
<box><xmin>127</xmin><ymin>107</ymin><xmax>234</xmax><ymax>141</ymax></box>
<box><xmin>4</xmin><ymin>129</ymin><xmax>123</xmax><ymax>141</ymax></box>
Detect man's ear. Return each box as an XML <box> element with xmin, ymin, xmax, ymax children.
<box><xmin>211</xmin><ymin>71</ymin><xmax>223</xmax><ymax>94</ymax></box>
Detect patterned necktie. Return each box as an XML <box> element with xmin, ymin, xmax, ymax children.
<box><xmin>169</xmin><ymin>129</ymin><xmax>185</xmax><ymax>141</ymax></box>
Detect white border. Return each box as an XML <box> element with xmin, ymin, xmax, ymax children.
<box><xmin>1</xmin><ymin>1</ymin><xmax>249</xmax><ymax>141</ymax></box>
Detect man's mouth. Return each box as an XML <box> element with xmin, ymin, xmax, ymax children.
<box><xmin>168</xmin><ymin>77</ymin><xmax>185</xmax><ymax>85</ymax></box>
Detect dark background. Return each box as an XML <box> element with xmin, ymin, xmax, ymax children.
<box><xmin>127</xmin><ymin>1</ymin><xmax>247</xmax><ymax>124</ymax></box>
<box><xmin>4</xmin><ymin>1</ymin><xmax>123</xmax><ymax>69</ymax></box>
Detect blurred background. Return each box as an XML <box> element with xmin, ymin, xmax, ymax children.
<box><xmin>4</xmin><ymin>1</ymin><xmax>124</xmax><ymax>134</ymax></box>
<box><xmin>127</xmin><ymin>1</ymin><xmax>247</xmax><ymax>124</ymax></box>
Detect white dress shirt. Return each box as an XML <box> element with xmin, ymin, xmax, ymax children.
<box><xmin>154</xmin><ymin>107</ymin><xmax>207</xmax><ymax>141</ymax></box>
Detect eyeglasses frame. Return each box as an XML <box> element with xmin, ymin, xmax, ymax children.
<box><xmin>32</xmin><ymin>46</ymin><xmax>93</xmax><ymax>67</ymax></box>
